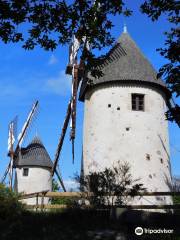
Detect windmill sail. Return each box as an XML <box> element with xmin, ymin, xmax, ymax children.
<box><xmin>1</xmin><ymin>101</ymin><xmax>39</xmax><ymax>184</ymax></box>
<box><xmin>17</xmin><ymin>101</ymin><xmax>39</xmax><ymax>148</ymax></box>
<box><xmin>8</xmin><ymin>122</ymin><xmax>15</xmax><ymax>152</ymax></box>
<box><xmin>55</xmin><ymin>0</ymin><xmax>100</xmax><ymax>188</ymax></box>
<box><xmin>70</xmin><ymin>65</ymin><xmax>79</xmax><ymax>163</ymax></box>
<box><xmin>7</xmin><ymin>116</ymin><xmax>17</xmax><ymax>152</ymax></box>
<box><xmin>69</xmin><ymin>35</ymin><xmax>81</xmax><ymax>65</ymax></box>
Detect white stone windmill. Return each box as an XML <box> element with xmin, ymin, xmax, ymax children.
<box><xmin>2</xmin><ymin>101</ymin><xmax>39</xmax><ymax>188</ymax></box>
<box><xmin>14</xmin><ymin>136</ymin><xmax>53</xmax><ymax>205</ymax></box>
<box><xmin>2</xmin><ymin>101</ymin><xmax>53</xmax><ymax>204</ymax></box>
<box><xmin>78</xmin><ymin>27</ymin><xmax>173</xmax><ymax>206</ymax></box>
<box><xmin>3</xmin><ymin>100</ymin><xmax>68</xmax><ymax>204</ymax></box>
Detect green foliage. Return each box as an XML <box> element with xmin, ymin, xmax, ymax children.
<box><xmin>52</xmin><ymin>178</ymin><xmax>60</xmax><ymax>192</ymax></box>
<box><xmin>75</xmin><ymin>161</ymin><xmax>146</xmax><ymax>207</ymax></box>
<box><xmin>140</xmin><ymin>0</ymin><xmax>180</xmax><ymax>123</ymax></box>
<box><xmin>173</xmin><ymin>195</ymin><xmax>180</xmax><ymax>204</ymax></box>
<box><xmin>51</xmin><ymin>196</ymin><xmax>79</xmax><ymax>206</ymax></box>
<box><xmin>0</xmin><ymin>1</ymin><xmax>179</xmax><ymax>123</ymax></box>
<box><xmin>0</xmin><ymin>0</ymin><xmax>132</xmax><ymax>80</ymax></box>
<box><xmin>0</xmin><ymin>184</ymin><xmax>24</xmax><ymax>220</ymax></box>
<box><xmin>51</xmin><ymin>178</ymin><xmax>78</xmax><ymax>206</ymax></box>
<box><xmin>173</xmin><ymin>179</ymin><xmax>180</xmax><ymax>204</ymax></box>
<box><xmin>0</xmin><ymin>0</ymin><xmax>131</xmax><ymax>51</ymax></box>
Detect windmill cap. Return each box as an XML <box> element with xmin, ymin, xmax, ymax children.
<box><xmin>14</xmin><ymin>136</ymin><xmax>53</xmax><ymax>169</ymax></box>
<box><xmin>79</xmin><ymin>31</ymin><xmax>170</xmax><ymax>101</ymax></box>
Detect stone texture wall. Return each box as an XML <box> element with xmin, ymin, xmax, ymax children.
<box><xmin>15</xmin><ymin>166</ymin><xmax>52</xmax><ymax>205</ymax></box>
<box><xmin>83</xmin><ymin>82</ymin><xmax>172</xmax><ymax>206</ymax></box>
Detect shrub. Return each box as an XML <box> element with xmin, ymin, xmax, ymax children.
<box><xmin>0</xmin><ymin>184</ymin><xmax>24</xmax><ymax>220</ymax></box>
<box><xmin>75</xmin><ymin>161</ymin><xmax>146</xmax><ymax>207</ymax></box>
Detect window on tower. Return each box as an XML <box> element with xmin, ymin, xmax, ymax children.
<box><xmin>131</xmin><ymin>94</ymin><xmax>144</xmax><ymax>111</ymax></box>
<box><xmin>23</xmin><ymin>168</ymin><xmax>29</xmax><ymax>177</ymax></box>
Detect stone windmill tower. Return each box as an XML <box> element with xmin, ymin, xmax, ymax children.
<box><xmin>14</xmin><ymin>136</ymin><xmax>53</xmax><ymax>205</ymax></box>
<box><xmin>79</xmin><ymin>27</ymin><xmax>173</xmax><ymax>205</ymax></box>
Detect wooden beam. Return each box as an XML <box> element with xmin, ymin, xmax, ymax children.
<box><xmin>55</xmin><ymin>169</ymin><xmax>66</xmax><ymax>192</ymax></box>
<box><xmin>52</xmin><ymin>100</ymin><xmax>72</xmax><ymax>176</ymax></box>
<box><xmin>19</xmin><ymin>191</ymin><xmax>180</xmax><ymax>200</ymax></box>
<box><xmin>26</xmin><ymin>204</ymin><xmax>67</xmax><ymax>209</ymax></box>
<box><xmin>114</xmin><ymin>204</ymin><xmax>180</xmax><ymax>210</ymax></box>
<box><xmin>24</xmin><ymin>204</ymin><xmax>180</xmax><ymax>210</ymax></box>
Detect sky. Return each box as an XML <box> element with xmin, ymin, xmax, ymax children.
<box><xmin>0</xmin><ymin>0</ymin><xmax>179</xmax><ymax>190</ymax></box>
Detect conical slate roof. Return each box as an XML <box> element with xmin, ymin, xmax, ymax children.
<box><xmin>79</xmin><ymin>31</ymin><xmax>170</xmax><ymax>100</ymax></box>
<box><xmin>14</xmin><ymin>137</ymin><xmax>53</xmax><ymax>169</ymax></box>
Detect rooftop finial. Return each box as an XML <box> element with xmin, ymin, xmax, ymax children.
<box><xmin>123</xmin><ymin>23</ymin><xmax>127</xmax><ymax>33</ymax></box>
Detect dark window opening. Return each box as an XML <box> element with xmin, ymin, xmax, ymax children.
<box><xmin>132</xmin><ymin>94</ymin><xmax>144</xmax><ymax>111</ymax></box>
<box><xmin>126</xmin><ymin>127</ymin><xmax>130</xmax><ymax>131</ymax></box>
<box><xmin>146</xmin><ymin>154</ymin><xmax>150</xmax><ymax>160</ymax></box>
<box><xmin>160</xmin><ymin>158</ymin><xmax>163</xmax><ymax>164</ymax></box>
<box><xmin>23</xmin><ymin>168</ymin><xmax>29</xmax><ymax>177</ymax></box>
<box><xmin>117</xmin><ymin>107</ymin><xmax>120</xmax><ymax>110</ymax></box>
<box><xmin>108</xmin><ymin>104</ymin><xmax>111</xmax><ymax>108</ymax></box>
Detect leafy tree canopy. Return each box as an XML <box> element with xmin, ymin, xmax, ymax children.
<box><xmin>0</xmin><ymin>0</ymin><xmax>131</xmax><ymax>50</ymax></box>
<box><xmin>0</xmin><ymin>0</ymin><xmax>179</xmax><ymax>121</ymax></box>
<box><xmin>140</xmin><ymin>0</ymin><xmax>180</xmax><ymax>122</ymax></box>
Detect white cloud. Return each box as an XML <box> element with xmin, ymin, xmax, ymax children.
<box><xmin>0</xmin><ymin>83</ymin><xmax>27</xmax><ymax>99</ymax></box>
<box><xmin>0</xmin><ymin>70</ymin><xmax>72</xmax><ymax>101</ymax></box>
<box><xmin>64</xmin><ymin>179</ymin><xmax>79</xmax><ymax>191</ymax></box>
<box><xmin>48</xmin><ymin>54</ymin><xmax>58</xmax><ymax>65</ymax></box>
<box><xmin>45</xmin><ymin>70</ymin><xmax>72</xmax><ymax>95</ymax></box>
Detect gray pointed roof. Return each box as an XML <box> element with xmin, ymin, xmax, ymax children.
<box><xmin>79</xmin><ymin>32</ymin><xmax>170</xmax><ymax>100</ymax></box>
<box><xmin>14</xmin><ymin>137</ymin><xmax>53</xmax><ymax>169</ymax></box>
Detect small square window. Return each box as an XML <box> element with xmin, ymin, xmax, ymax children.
<box><xmin>132</xmin><ymin>94</ymin><xmax>144</xmax><ymax>111</ymax></box>
<box><xmin>108</xmin><ymin>104</ymin><xmax>111</xmax><ymax>108</ymax></box>
<box><xmin>23</xmin><ymin>168</ymin><xmax>29</xmax><ymax>177</ymax></box>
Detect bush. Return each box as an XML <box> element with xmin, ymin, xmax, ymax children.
<box><xmin>75</xmin><ymin>161</ymin><xmax>146</xmax><ymax>207</ymax></box>
<box><xmin>0</xmin><ymin>184</ymin><xmax>24</xmax><ymax>220</ymax></box>
<box><xmin>51</xmin><ymin>196</ymin><xmax>79</xmax><ymax>206</ymax></box>
<box><xmin>51</xmin><ymin>178</ymin><xmax>79</xmax><ymax>207</ymax></box>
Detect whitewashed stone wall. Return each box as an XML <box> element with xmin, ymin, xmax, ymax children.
<box><xmin>15</xmin><ymin>167</ymin><xmax>52</xmax><ymax>205</ymax></box>
<box><xmin>83</xmin><ymin>83</ymin><xmax>172</xmax><ymax>206</ymax></box>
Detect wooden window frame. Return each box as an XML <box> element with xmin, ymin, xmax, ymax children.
<box><xmin>132</xmin><ymin>94</ymin><xmax>145</xmax><ymax>111</ymax></box>
<box><xmin>23</xmin><ymin>168</ymin><xmax>29</xmax><ymax>177</ymax></box>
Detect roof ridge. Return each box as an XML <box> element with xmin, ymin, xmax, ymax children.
<box><xmin>118</xmin><ymin>32</ymin><xmax>153</xmax><ymax>65</ymax></box>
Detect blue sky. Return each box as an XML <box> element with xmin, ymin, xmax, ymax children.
<box><xmin>0</xmin><ymin>0</ymin><xmax>179</xmax><ymax>189</ymax></box>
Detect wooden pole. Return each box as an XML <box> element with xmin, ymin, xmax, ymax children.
<box><xmin>55</xmin><ymin>169</ymin><xmax>66</xmax><ymax>192</ymax></box>
<box><xmin>9</xmin><ymin>123</ymin><xmax>14</xmax><ymax>190</ymax></box>
<box><xmin>70</xmin><ymin>65</ymin><xmax>80</xmax><ymax>163</ymax></box>
<box><xmin>9</xmin><ymin>151</ymin><xmax>14</xmax><ymax>190</ymax></box>
<box><xmin>36</xmin><ymin>193</ymin><xmax>39</xmax><ymax>212</ymax></box>
<box><xmin>70</xmin><ymin>65</ymin><xmax>79</xmax><ymax>140</ymax></box>
<box><xmin>52</xmin><ymin>100</ymin><xmax>72</xmax><ymax>176</ymax></box>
